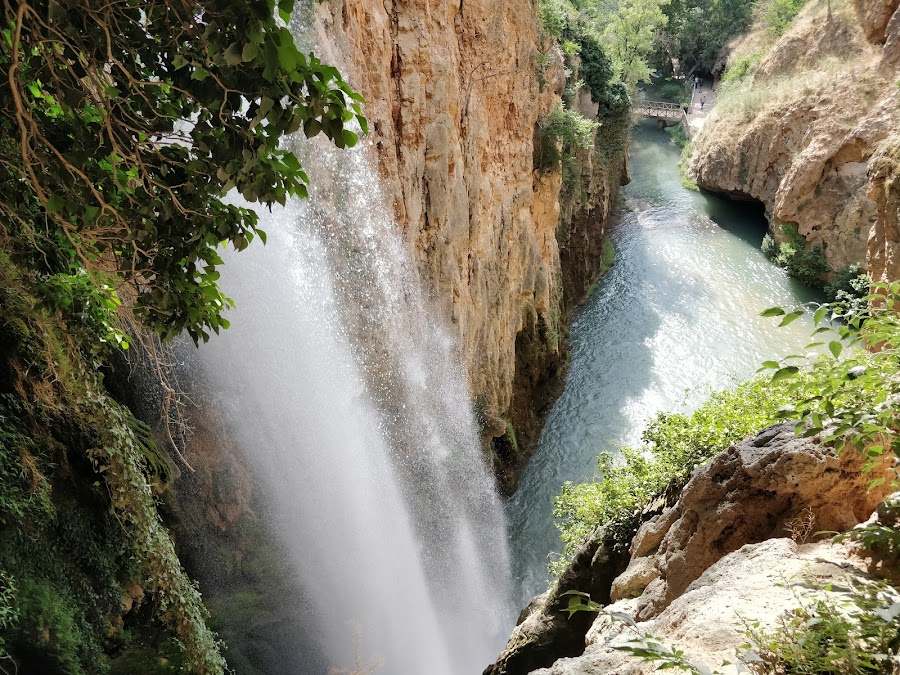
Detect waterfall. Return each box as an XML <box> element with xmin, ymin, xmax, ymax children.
<box><xmin>191</xmin><ymin>20</ymin><xmax>513</xmax><ymax>673</ymax></box>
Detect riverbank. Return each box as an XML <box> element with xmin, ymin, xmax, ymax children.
<box><xmin>506</xmin><ymin>120</ymin><xmax>821</xmax><ymax>608</ymax></box>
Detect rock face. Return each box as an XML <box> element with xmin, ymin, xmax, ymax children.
<box><xmin>314</xmin><ymin>1</ymin><xmax>627</xmax><ymax>490</ymax></box>
<box><xmin>622</xmin><ymin>423</ymin><xmax>895</xmax><ymax>620</ymax></box>
<box><xmin>488</xmin><ymin>423</ymin><xmax>896</xmax><ymax>673</ymax></box>
<box><xmin>691</xmin><ymin>1</ymin><xmax>900</xmax><ymax>276</ymax></box>
<box><xmin>530</xmin><ymin>538</ymin><xmax>896</xmax><ymax>675</ymax></box>
<box><xmin>483</xmin><ymin>527</ymin><xmax>630</xmax><ymax>675</ymax></box>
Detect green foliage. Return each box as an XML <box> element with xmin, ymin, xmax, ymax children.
<box><xmin>836</xmin><ymin>504</ymin><xmax>900</xmax><ymax>579</ymax></box>
<box><xmin>535</xmin><ymin>102</ymin><xmax>600</xmax><ymax>172</ymax></box>
<box><xmin>0</xmin><ymin>257</ymin><xmax>222</xmax><ymax>673</ymax></box>
<box><xmin>761</xmin><ymin>0</ymin><xmax>809</xmax><ymax>36</ymax></box>
<box><xmin>656</xmin><ymin>78</ymin><xmax>692</xmax><ymax>106</ymax></box>
<box><xmin>552</xmin><ymin>377</ymin><xmax>796</xmax><ymax>572</ymax></box>
<box><xmin>666</xmin><ymin>126</ymin><xmax>699</xmax><ymax>191</ymax></box>
<box><xmin>541</xmin><ymin>0</ymin><xmax>568</xmax><ymax>38</ymax></box>
<box><xmin>0</xmin><ymin>0</ymin><xmax>365</xmax><ymax>345</ymax></box>
<box><xmin>764</xmin><ymin>224</ymin><xmax>831</xmax><ymax>286</ymax></box>
<box><xmin>742</xmin><ymin>580</ymin><xmax>900</xmax><ymax>674</ymax></box>
<box><xmin>758</xmin><ymin>282</ymin><xmax>900</xmax><ymax>468</ymax></box>
<box><xmin>600</xmin><ymin>239</ymin><xmax>616</xmax><ymax>274</ymax></box>
<box><xmin>825</xmin><ymin>264</ymin><xmax>870</xmax><ymax>312</ymax></box>
<box><xmin>602</xmin><ymin>0</ymin><xmax>671</xmax><ymax>89</ymax></box>
<box><xmin>39</xmin><ymin>268</ymin><xmax>130</xmax><ymax>356</ymax></box>
<box><xmin>722</xmin><ymin>50</ymin><xmax>763</xmax><ymax>83</ymax></box>
<box><xmin>656</xmin><ymin>0</ymin><xmax>754</xmax><ymax>74</ymax></box>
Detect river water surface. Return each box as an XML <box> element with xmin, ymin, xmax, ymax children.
<box><xmin>508</xmin><ymin>121</ymin><xmax>821</xmax><ymax>604</ymax></box>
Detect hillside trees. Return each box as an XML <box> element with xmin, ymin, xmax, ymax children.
<box><xmin>655</xmin><ymin>0</ymin><xmax>754</xmax><ymax>74</ymax></box>
<box><xmin>600</xmin><ymin>0</ymin><xmax>670</xmax><ymax>89</ymax></box>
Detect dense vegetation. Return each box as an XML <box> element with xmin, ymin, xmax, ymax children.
<box><xmin>653</xmin><ymin>0</ymin><xmax>753</xmax><ymax>75</ymax></box>
<box><xmin>0</xmin><ymin>0</ymin><xmax>362</xmax><ymax>672</ymax></box>
<box><xmin>553</xmin><ymin>280</ymin><xmax>900</xmax><ymax>667</ymax></box>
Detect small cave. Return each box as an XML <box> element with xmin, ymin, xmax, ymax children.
<box><xmin>703</xmin><ymin>191</ymin><xmax>771</xmax><ymax>248</ymax></box>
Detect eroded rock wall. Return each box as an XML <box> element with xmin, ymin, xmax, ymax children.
<box><xmin>487</xmin><ymin>423</ymin><xmax>897</xmax><ymax>674</ymax></box>
<box><xmin>314</xmin><ymin>1</ymin><xmax>626</xmax><ymax>490</ymax></box>
<box><xmin>690</xmin><ymin>1</ymin><xmax>900</xmax><ymax>276</ymax></box>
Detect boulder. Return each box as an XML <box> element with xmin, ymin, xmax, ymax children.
<box><xmin>530</xmin><ymin>537</ymin><xmax>894</xmax><ymax>675</ymax></box>
<box><xmin>625</xmin><ymin>423</ymin><xmax>895</xmax><ymax>620</ymax></box>
<box><xmin>483</xmin><ymin>527</ymin><xmax>629</xmax><ymax>675</ymax></box>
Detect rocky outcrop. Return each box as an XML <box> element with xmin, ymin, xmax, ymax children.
<box><xmin>529</xmin><ymin>537</ymin><xmax>897</xmax><ymax>675</ymax></box>
<box><xmin>622</xmin><ymin>423</ymin><xmax>895</xmax><ymax>619</ymax></box>
<box><xmin>315</xmin><ymin>1</ymin><xmax>627</xmax><ymax>490</ymax></box>
<box><xmin>691</xmin><ymin>1</ymin><xmax>900</xmax><ymax>276</ymax></box>
<box><xmin>483</xmin><ymin>527</ymin><xmax>630</xmax><ymax>675</ymax></box>
<box><xmin>854</xmin><ymin>0</ymin><xmax>900</xmax><ymax>43</ymax></box>
<box><xmin>868</xmin><ymin>136</ymin><xmax>900</xmax><ymax>282</ymax></box>
<box><xmin>489</xmin><ymin>423</ymin><xmax>897</xmax><ymax>673</ymax></box>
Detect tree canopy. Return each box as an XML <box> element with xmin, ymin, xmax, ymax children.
<box><xmin>1</xmin><ymin>0</ymin><xmax>366</xmax><ymax>345</ymax></box>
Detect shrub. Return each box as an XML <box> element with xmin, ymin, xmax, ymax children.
<box><xmin>534</xmin><ymin>103</ymin><xmax>600</xmax><ymax>173</ymax></box>
<box><xmin>766</xmin><ymin>224</ymin><xmax>831</xmax><ymax>286</ymax></box>
<box><xmin>540</xmin><ymin>0</ymin><xmax>567</xmax><ymax>39</ymax></box>
<box><xmin>743</xmin><ymin>580</ymin><xmax>900</xmax><ymax>674</ymax></box>
<box><xmin>761</xmin><ymin>0</ymin><xmax>809</xmax><ymax>37</ymax></box>
<box><xmin>722</xmin><ymin>51</ymin><xmax>763</xmax><ymax>84</ymax></box>
<box><xmin>825</xmin><ymin>264</ymin><xmax>870</xmax><ymax>312</ymax></box>
<box><xmin>552</xmin><ymin>376</ymin><xmax>800</xmax><ymax>572</ymax></box>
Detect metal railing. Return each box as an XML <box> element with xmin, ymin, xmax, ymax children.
<box><xmin>635</xmin><ymin>100</ymin><xmax>685</xmax><ymax>119</ymax></box>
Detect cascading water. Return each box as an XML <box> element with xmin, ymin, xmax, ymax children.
<box><xmin>189</xmin><ymin>15</ymin><xmax>514</xmax><ymax>674</ymax></box>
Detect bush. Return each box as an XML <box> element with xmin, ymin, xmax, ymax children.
<box><xmin>825</xmin><ymin>264</ymin><xmax>870</xmax><ymax>312</ymax></box>
<box><xmin>765</xmin><ymin>224</ymin><xmax>831</xmax><ymax>286</ymax></box>
<box><xmin>552</xmin><ymin>376</ymin><xmax>800</xmax><ymax>572</ymax></box>
<box><xmin>534</xmin><ymin>103</ymin><xmax>600</xmax><ymax>173</ymax></box>
<box><xmin>760</xmin><ymin>0</ymin><xmax>809</xmax><ymax>36</ymax></box>
<box><xmin>722</xmin><ymin>51</ymin><xmax>763</xmax><ymax>84</ymax></box>
<box><xmin>540</xmin><ymin>0</ymin><xmax>567</xmax><ymax>39</ymax></box>
<box><xmin>743</xmin><ymin>580</ymin><xmax>900</xmax><ymax>674</ymax></box>
<box><xmin>656</xmin><ymin>78</ymin><xmax>691</xmax><ymax>106</ymax></box>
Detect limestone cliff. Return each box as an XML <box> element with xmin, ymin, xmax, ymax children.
<box><xmin>690</xmin><ymin>0</ymin><xmax>900</xmax><ymax>277</ymax></box>
<box><xmin>314</xmin><ymin>1</ymin><xmax>627</xmax><ymax>491</ymax></box>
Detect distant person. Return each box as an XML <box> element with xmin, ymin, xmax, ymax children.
<box><xmin>700</xmin><ymin>96</ymin><xmax>706</xmax><ymax>110</ymax></box>
<box><xmin>693</xmin><ymin>75</ymin><xmax>699</xmax><ymax>89</ymax></box>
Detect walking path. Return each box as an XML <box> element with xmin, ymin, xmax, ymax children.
<box><xmin>685</xmin><ymin>80</ymin><xmax>716</xmax><ymax>137</ymax></box>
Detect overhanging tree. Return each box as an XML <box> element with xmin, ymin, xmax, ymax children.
<box><xmin>0</xmin><ymin>1</ymin><xmax>365</xmax><ymax>672</ymax></box>
<box><xmin>0</xmin><ymin>0</ymin><xmax>366</xmax><ymax>344</ymax></box>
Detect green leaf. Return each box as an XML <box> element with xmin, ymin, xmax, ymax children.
<box><xmin>761</xmin><ymin>360</ymin><xmax>780</xmax><ymax>370</ymax></box>
<box><xmin>772</xmin><ymin>366</ymin><xmax>799</xmax><ymax>383</ymax></box>
<box><xmin>778</xmin><ymin>310</ymin><xmax>804</xmax><ymax>327</ymax></box>
<box><xmin>191</xmin><ymin>66</ymin><xmax>210</xmax><ymax>81</ymax></box>
<box><xmin>242</xmin><ymin>43</ymin><xmax>259</xmax><ymax>62</ymax></box>
<box><xmin>828</xmin><ymin>341</ymin><xmax>842</xmax><ymax>358</ymax></box>
<box><xmin>46</xmin><ymin>195</ymin><xmax>64</xmax><ymax>213</ymax></box>
<box><xmin>813</xmin><ymin>305</ymin><xmax>829</xmax><ymax>326</ymax></box>
<box><xmin>760</xmin><ymin>306</ymin><xmax>786</xmax><ymax>317</ymax></box>
<box><xmin>224</xmin><ymin>43</ymin><xmax>243</xmax><ymax>66</ymax></box>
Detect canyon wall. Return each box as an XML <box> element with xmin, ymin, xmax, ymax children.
<box><xmin>690</xmin><ymin>0</ymin><xmax>900</xmax><ymax>277</ymax></box>
<box><xmin>315</xmin><ymin>0</ymin><xmax>627</xmax><ymax>491</ymax></box>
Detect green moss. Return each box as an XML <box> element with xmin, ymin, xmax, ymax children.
<box><xmin>765</xmin><ymin>223</ymin><xmax>832</xmax><ymax>286</ymax></box>
<box><xmin>0</xmin><ymin>252</ymin><xmax>222</xmax><ymax>672</ymax></box>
